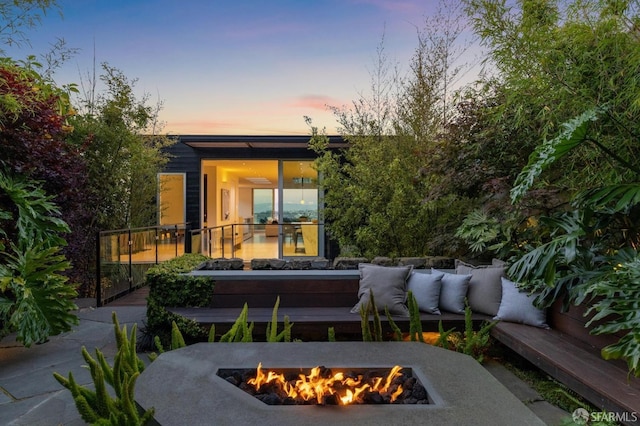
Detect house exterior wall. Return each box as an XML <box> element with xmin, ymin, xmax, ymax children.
<box><xmin>161</xmin><ymin>135</ymin><xmax>346</xmax><ymax>257</ymax></box>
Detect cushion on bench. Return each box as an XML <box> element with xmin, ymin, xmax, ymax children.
<box><xmin>350</xmin><ymin>263</ymin><xmax>413</xmax><ymax>316</ymax></box>
<box><xmin>494</xmin><ymin>277</ymin><xmax>548</xmax><ymax>328</ymax></box>
<box><xmin>455</xmin><ymin>260</ymin><xmax>505</xmax><ymax>316</ymax></box>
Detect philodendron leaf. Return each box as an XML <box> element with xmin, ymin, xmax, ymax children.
<box><xmin>510</xmin><ymin>107</ymin><xmax>603</xmax><ymax>203</ymax></box>
<box><xmin>578</xmin><ymin>183</ymin><xmax>640</xmax><ymax>213</ymax></box>
<box><xmin>600</xmin><ymin>333</ymin><xmax>640</xmax><ymax>378</ymax></box>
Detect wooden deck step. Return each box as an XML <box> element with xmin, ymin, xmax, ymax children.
<box><xmin>491</xmin><ymin>321</ymin><xmax>640</xmax><ymax>420</ymax></box>
<box><xmin>168</xmin><ymin>306</ymin><xmax>492</xmax><ymax>340</ymax></box>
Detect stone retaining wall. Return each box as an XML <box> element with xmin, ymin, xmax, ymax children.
<box><xmin>197</xmin><ymin>256</ymin><xmax>455</xmax><ymax>271</ymax></box>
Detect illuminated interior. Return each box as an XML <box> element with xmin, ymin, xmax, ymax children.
<box><xmin>160</xmin><ymin>159</ymin><xmax>320</xmax><ymax>259</ymax></box>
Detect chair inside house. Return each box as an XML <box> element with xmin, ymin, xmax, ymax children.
<box><xmin>293</xmin><ymin>219</ymin><xmax>318</xmax><ymax>255</ymax></box>
<box><xmin>283</xmin><ymin>224</ymin><xmax>295</xmax><ymax>244</ymax></box>
<box><xmin>265</xmin><ymin>220</ymin><xmax>279</xmax><ymax>237</ymax></box>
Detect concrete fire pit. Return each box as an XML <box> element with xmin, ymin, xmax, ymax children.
<box><xmin>136</xmin><ymin>342</ymin><xmax>544</xmax><ymax>425</ymax></box>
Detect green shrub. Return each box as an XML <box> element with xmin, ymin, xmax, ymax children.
<box><xmin>0</xmin><ymin>170</ymin><xmax>78</xmax><ymax>346</ymax></box>
<box><xmin>359</xmin><ymin>292</ymin><xmax>413</xmax><ymax>342</ymax></box>
<box><xmin>53</xmin><ymin>312</ymin><xmax>154</xmax><ymax>425</ymax></box>
<box><xmin>144</xmin><ymin>254</ymin><xmax>212</xmax><ymax>345</ymax></box>
<box><xmin>435</xmin><ymin>302</ymin><xmax>496</xmax><ymax>363</ymax></box>
<box><xmin>149</xmin><ymin>298</ymin><xmax>293</xmax><ymax>357</ymax></box>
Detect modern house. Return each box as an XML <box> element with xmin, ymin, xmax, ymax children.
<box><xmin>159</xmin><ymin>134</ymin><xmax>347</xmax><ymax>260</ymax></box>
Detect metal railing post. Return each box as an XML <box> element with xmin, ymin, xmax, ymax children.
<box><xmin>231</xmin><ymin>224</ymin><xmax>236</xmax><ymax>258</ymax></box>
<box><xmin>174</xmin><ymin>224</ymin><xmax>178</xmax><ymax>257</ymax></box>
<box><xmin>96</xmin><ymin>231</ymin><xmax>102</xmax><ymax>307</ymax></box>
<box><xmin>128</xmin><ymin>229</ymin><xmax>133</xmax><ymax>293</ymax></box>
<box><xmin>184</xmin><ymin>223</ymin><xmax>191</xmax><ymax>254</ymax></box>
<box><xmin>155</xmin><ymin>227</ymin><xmax>159</xmax><ymax>264</ymax></box>
<box><xmin>221</xmin><ymin>226</ymin><xmax>225</xmax><ymax>258</ymax></box>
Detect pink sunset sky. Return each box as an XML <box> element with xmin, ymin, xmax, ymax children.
<box><xmin>9</xmin><ymin>0</ymin><xmax>463</xmax><ymax>135</ymax></box>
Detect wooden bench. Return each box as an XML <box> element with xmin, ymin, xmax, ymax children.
<box><xmin>168</xmin><ymin>269</ymin><xmax>492</xmax><ymax>340</ymax></box>
<box><xmin>490</xmin><ymin>299</ymin><xmax>640</xmax><ymax>423</ymax></box>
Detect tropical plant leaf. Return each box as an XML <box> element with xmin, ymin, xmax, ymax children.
<box><xmin>0</xmin><ymin>171</ymin><xmax>70</xmax><ymax>248</ymax></box>
<box><xmin>455</xmin><ymin>210</ymin><xmax>500</xmax><ymax>253</ymax></box>
<box><xmin>577</xmin><ymin>183</ymin><xmax>640</xmax><ymax>213</ymax></box>
<box><xmin>510</xmin><ymin>107</ymin><xmax>602</xmax><ymax>203</ymax></box>
<box><xmin>582</xmin><ymin>249</ymin><xmax>640</xmax><ymax>377</ymax></box>
<box><xmin>506</xmin><ymin>210</ymin><xmax>592</xmax><ymax>307</ymax></box>
<box><xmin>0</xmin><ymin>242</ymin><xmax>77</xmax><ymax>346</ymax></box>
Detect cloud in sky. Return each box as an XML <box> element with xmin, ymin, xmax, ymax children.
<box><xmin>287</xmin><ymin>95</ymin><xmax>344</xmax><ymax>112</ymax></box>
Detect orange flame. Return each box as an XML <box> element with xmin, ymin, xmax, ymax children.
<box><xmin>247</xmin><ymin>363</ymin><xmax>404</xmax><ymax>405</ymax></box>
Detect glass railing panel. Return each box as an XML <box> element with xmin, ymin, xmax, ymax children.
<box><xmin>97</xmin><ymin>223</ymin><xmax>188</xmax><ymax>305</ymax></box>
<box><xmin>237</xmin><ymin>223</ymin><xmax>277</xmax><ymax>259</ymax></box>
<box><xmin>190</xmin><ymin>232</ymin><xmax>202</xmax><ymax>254</ymax></box>
<box><xmin>98</xmin><ymin>231</ymin><xmax>131</xmax><ymax>304</ymax></box>
<box><xmin>157</xmin><ymin>225</ymin><xmax>185</xmax><ymax>261</ymax></box>
<box><xmin>129</xmin><ymin>229</ymin><xmax>158</xmax><ymax>263</ymax></box>
<box><xmin>189</xmin><ymin>227</ymin><xmax>225</xmax><ymax>258</ymax></box>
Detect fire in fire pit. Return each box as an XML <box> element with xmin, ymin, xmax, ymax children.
<box><xmin>217</xmin><ymin>364</ymin><xmax>430</xmax><ymax>405</ymax></box>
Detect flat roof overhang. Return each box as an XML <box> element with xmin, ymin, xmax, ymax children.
<box><xmin>179</xmin><ymin>135</ymin><xmax>348</xmax><ymax>149</ymax></box>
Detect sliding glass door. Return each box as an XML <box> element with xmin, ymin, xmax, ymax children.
<box><xmin>194</xmin><ymin>159</ymin><xmax>322</xmax><ymax>259</ymax></box>
<box><xmin>280</xmin><ymin>161</ymin><xmax>320</xmax><ymax>257</ymax></box>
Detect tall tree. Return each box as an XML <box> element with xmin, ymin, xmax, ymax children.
<box><xmin>68</xmin><ymin>63</ymin><xmax>174</xmax><ymax>232</ymax></box>
<box><xmin>464</xmin><ymin>0</ymin><xmax>640</xmax><ymax>191</ymax></box>
<box><xmin>311</xmin><ymin>1</ymin><xmax>475</xmax><ymax>258</ymax></box>
<box><xmin>0</xmin><ymin>0</ymin><xmax>60</xmax><ymax>54</ymax></box>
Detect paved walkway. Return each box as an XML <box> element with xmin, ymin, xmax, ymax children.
<box><xmin>0</xmin><ymin>290</ymin><xmax>569</xmax><ymax>425</ymax></box>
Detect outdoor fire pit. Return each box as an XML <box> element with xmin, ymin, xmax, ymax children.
<box><xmin>136</xmin><ymin>342</ymin><xmax>544</xmax><ymax>425</ymax></box>
<box><xmin>218</xmin><ymin>364</ymin><xmax>430</xmax><ymax>405</ymax></box>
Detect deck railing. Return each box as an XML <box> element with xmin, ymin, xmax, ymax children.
<box><xmin>96</xmin><ymin>223</ymin><xmax>189</xmax><ymax>306</ymax></box>
<box><xmin>97</xmin><ymin>221</ymin><xmax>323</xmax><ymax>306</ymax></box>
<box><xmin>189</xmin><ymin>224</ymin><xmax>244</xmax><ymax>259</ymax></box>
<box><xmin>189</xmin><ymin>221</ymin><xmax>322</xmax><ymax>258</ymax></box>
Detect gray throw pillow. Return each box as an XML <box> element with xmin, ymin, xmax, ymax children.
<box><xmin>455</xmin><ymin>260</ymin><xmax>504</xmax><ymax>316</ymax></box>
<box><xmin>351</xmin><ymin>264</ymin><xmax>414</xmax><ymax>316</ymax></box>
<box><xmin>494</xmin><ymin>278</ymin><xmax>549</xmax><ymax>328</ymax></box>
<box><xmin>435</xmin><ymin>269</ymin><xmax>471</xmax><ymax>314</ymax></box>
<box><xmin>407</xmin><ymin>271</ymin><xmax>444</xmax><ymax>314</ymax></box>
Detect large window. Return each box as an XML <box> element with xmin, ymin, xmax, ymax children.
<box><xmin>282</xmin><ymin>161</ymin><xmax>317</xmax><ymax>222</ymax></box>
<box><xmin>158</xmin><ymin>173</ymin><xmax>185</xmax><ymax>225</ymax></box>
<box><xmin>253</xmin><ymin>188</ymin><xmax>278</xmax><ymax>224</ymax></box>
<box><xmin>196</xmin><ymin>159</ymin><xmax>322</xmax><ymax>258</ymax></box>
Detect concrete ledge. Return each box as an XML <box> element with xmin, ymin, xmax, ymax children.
<box><xmin>186</xmin><ymin>269</ymin><xmax>361</xmax><ymax>280</ymax></box>
<box><xmin>136</xmin><ymin>342</ymin><xmax>544</xmax><ymax>426</ymax></box>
